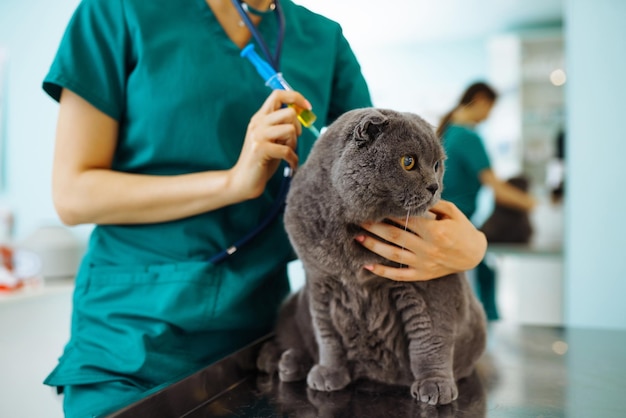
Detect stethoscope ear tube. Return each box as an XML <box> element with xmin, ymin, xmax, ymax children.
<box><xmin>230</xmin><ymin>0</ymin><xmax>285</xmax><ymax>71</ymax></box>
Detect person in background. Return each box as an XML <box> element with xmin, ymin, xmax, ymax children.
<box><xmin>43</xmin><ymin>1</ymin><xmax>488</xmax><ymax>416</ymax></box>
<box><xmin>551</xmin><ymin>128</ymin><xmax>566</xmax><ymax>204</ymax></box>
<box><xmin>437</xmin><ymin>81</ymin><xmax>536</xmax><ymax>321</ymax></box>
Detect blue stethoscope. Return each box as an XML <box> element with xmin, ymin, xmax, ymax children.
<box><xmin>231</xmin><ymin>0</ymin><xmax>285</xmax><ymax>71</ymax></box>
<box><xmin>208</xmin><ymin>0</ymin><xmax>290</xmax><ymax>264</ymax></box>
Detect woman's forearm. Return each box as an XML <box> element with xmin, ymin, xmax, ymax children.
<box><xmin>53</xmin><ymin>87</ymin><xmax>306</xmax><ymax>226</ymax></box>
<box><xmin>479</xmin><ymin>169</ymin><xmax>536</xmax><ymax>211</ymax></box>
<box><xmin>53</xmin><ymin>168</ymin><xmax>242</xmax><ymax>225</ymax></box>
<box><xmin>53</xmin><ymin>88</ymin><xmax>249</xmax><ymax>226</ymax></box>
<box><xmin>492</xmin><ymin>181</ymin><xmax>536</xmax><ymax>211</ymax></box>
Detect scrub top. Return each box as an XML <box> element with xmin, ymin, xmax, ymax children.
<box><xmin>43</xmin><ymin>0</ymin><xmax>371</xmax><ymax>398</ymax></box>
<box><xmin>441</xmin><ymin>124</ymin><xmax>491</xmax><ymax>218</ymax></box>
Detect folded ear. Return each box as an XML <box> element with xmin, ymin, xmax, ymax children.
<box><xmin>353</xmin><ymin>110</ymin><xmax>389</xmax><ymax>147</ymax></box>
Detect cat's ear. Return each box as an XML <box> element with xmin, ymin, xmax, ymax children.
<box><xmin>353</xmin><ymin>111</ymin><xmax>389</xmax><ymax>147</ymax></box>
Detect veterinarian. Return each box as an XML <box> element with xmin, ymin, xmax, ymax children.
<box><xmin>43</xmin><ymin>0</ymin><xmax>488</xmax><ymax>416</ymax></box>
<box><xmin>436</xmin><ymin>81</ymin><xmax>536</xmax><ymax>321</ymax></box>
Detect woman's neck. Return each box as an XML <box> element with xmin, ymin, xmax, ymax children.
<box><xmin>451</xmin><ymin>107</ymin><xmax>476</xmax><ymax>126</ymax></box>
<box><xmin>245</xmin><ymin>0</ymin><xmax>273</xmax><ymax>9</ymax></box>
<box><xmin>206</xmin><ymin>0</ymin><xmax>275</xmax><ymax>48</ymax></box>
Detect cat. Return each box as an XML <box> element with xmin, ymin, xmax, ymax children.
<box><xmin>480</xmin><ymin>176</ymin><xmax>533</xmax><ymax>244</ymax></box>
<box><xmin>257</xmin><ymin>108</ymin><xmax>487</xmax><ymax>406</ymax></box>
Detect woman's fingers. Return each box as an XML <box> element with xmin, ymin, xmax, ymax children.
<box><xmin>356</xmin><ymin>232</ymin><xmax>437</xmax><ymax>281</ymax></box>
<box><xmin>355</xmin><ymin>233</ymin><xmax>418</xmax><ymax>266</ymax></box>
<box><xmin>356</xmin><ymin>200</ymin><xmax>486</xmax><ymax>281</ymax></box>
<box><xmin>259</xmin><ymin>140</ymin><xmax>299</xmax><ymax>170</ymax></box>
<box><xmin>360</xmin><ymin>220</ymin><xmax>415</xmax><ymax>242</ymax></box>
<box><xmin>360</xmin><ymin>221</ymin><xmax>432</xmax><ymax>255</ymax></box>
<box><xmin>386</xmin><ymin>204</ymin><xmax>449</xmax><ymax>239</ymax></box>
<box><xmin>363</xmin><ymin>263</ymin><xmax>438</xmax><ymax>282</ymax></box>
<box><xmin>248</xmin><ymin>100</ymin><xmax>304</xmax><ymax>163</ymax></box>
<box><xmin>259</xmin><ymin>89</ymin><xmax>312</xmax><ymax>116</ymax></box>
<box><xmin>263</xmin><ymin>107</ymin><xmax>302</xmax><ymax>141</ymax></box>
<box><xmin>427</xmin><ymin>200</ymin><xmax>462</xmax><ymax>220</ymax></box>
<box><xmin>229</xmin><ymin>90</ymin><xmax>312</xmax><ymax>201</ymax></box>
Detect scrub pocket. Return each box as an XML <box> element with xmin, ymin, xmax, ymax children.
<box><xmin>45</xmin><ymin>260</ymin><xmax>225</xmax><ymax>388</ymax></box>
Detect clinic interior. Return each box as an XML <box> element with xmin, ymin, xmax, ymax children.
<box><xmin>0</xmin><ymin>0</ymin><xmax>625</xmax><ymax>417</ymax></box>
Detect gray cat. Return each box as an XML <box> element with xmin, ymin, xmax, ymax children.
<box><xmin>257</xmin><ymin>108</ymin><xmax>487</xmax><ymax>406</ymax></box>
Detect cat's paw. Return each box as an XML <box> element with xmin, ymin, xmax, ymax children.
<box><xmin>256</xmin><ymin>341</ymin><xmax>280</xmax><ymax>374</ymax></box>
<box><xmin>278</xmin><ymin>348</ymin><xmax>310</xmax><ymax>382</ymax></box>
<box><xmin>410</xmin><ymin>377</ymin><xmax>458</xmax><ymax>405</ymax></box>
<box><xmin>307</xmin><ymin>364</ymin><xmax>351</xmax><ymax>392</ymax></box>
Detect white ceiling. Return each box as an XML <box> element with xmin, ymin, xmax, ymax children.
<box><xmin>294</xmin><ymin>0</ymin><xmax>563</xmax><ymax>45</ymax></box>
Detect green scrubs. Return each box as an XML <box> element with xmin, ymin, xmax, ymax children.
<box><xmin>441</xmin><ymin>124</ymin><xmax>499</xmax><ymax>321</ymax></box>
<box><xmin>441</xmin><ymin>124</ymin><xmax>491</xmax><ymax>219</ymax></box>
<box><xmin>42</xmin><ymin>0</ymin><xmax>372</xmax><ymax>416</ymax></box>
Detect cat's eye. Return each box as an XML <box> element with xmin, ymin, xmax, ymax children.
<box><xmin>400</xmin><ymin>155</ymin><xmax>415</xmax><ymax>171</ymax></box>
<box><xmin>434</xmin><ymin>161</ymin><xmax>440</xmax><ymax>172</ymax></box>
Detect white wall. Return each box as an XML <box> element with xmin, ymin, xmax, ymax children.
<box><xmin>0</xmin><ymin>0</ymin><xmax>81</xmax><ymax>241</ymax></box>
<box><xmin>356</xmin><ymin>40</ymin><xmax>490</xmax><ymax>123</ymax></box>
<box><xmin>564</xmin><ymin>0</ymin><xmax>626</xmax><ymax>330</ymax></box>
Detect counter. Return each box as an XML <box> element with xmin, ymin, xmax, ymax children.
<box><xmin>109</xmin><ymin>323</ymin><xmax>626</xmax><ymax>417</ymax></box>
<box><xmin>486</xmin><ymin>244</ymin><xmax>564</xmax><ymax>326</ymax></box>
<box><xmin>0</xmin><ymin>278</ymin><xmax>74</xmax><ymax>418</ymax></box>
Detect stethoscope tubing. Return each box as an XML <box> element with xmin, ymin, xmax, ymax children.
<box><xmin>209</xmin><ymin>0</ymin><xmax>291</xmax><ymax>265</ymax></box>
<box><xmin>230</xmin><ymin>0</ymin><xmax>285</xmax><ymax>71</ymax></box>
<box><xmin>207</xmin><ymin>167</ymin><xmax>292</xmax><ymax>265</ymax></box>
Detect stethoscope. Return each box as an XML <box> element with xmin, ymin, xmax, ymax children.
<box><xmin>231</xmin><ymin>0</ymin><xmax>285</xmax><ymax>71</ymax></box>
<box><xmin>208</xmin><ymin>0</ymin><xmax>290</xmax><ymax>264</ymax></box>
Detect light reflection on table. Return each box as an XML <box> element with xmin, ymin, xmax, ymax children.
<box><xmin>110</xmin><ymin>323</ymin><xmax>626</xmax><ymax>418</ymax></box>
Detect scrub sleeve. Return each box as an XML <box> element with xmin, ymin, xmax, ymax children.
<box><xmin>441</xmin><ymin>125</ymin><xmax>491</xmax><ymax>219</ymax></box>
<box><xmin>441</xmin><ymin>124</ymin><xmax>499</xmax><ymax>320</ymax></box>
<box><xmin>41</xmin><ymin>0</ymin><xmax>372</xmax><ymax>417</ymax></box>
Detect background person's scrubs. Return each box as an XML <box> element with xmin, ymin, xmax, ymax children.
<box><xmin>41</xmin><ymin>0</ymin><xmax>372</xmax><ymax>416</ymax></box>
<box><xmin>441</xmin><ymin>124</ymin><xmax>499</xmax><ymax>321</ymax></box>
<box><xmin>441</xmin><ymin>125</ymin><xmax>491</xmax><ymax>219</ymax></box>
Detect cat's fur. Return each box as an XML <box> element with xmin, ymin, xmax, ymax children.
<box><xmin>257</xmin><ymin>108</ymin><xmax>487</xmax><ymax>405</ymax></box>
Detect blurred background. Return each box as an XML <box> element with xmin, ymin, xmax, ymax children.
<box><xmin>0</xmin><ymin>0</ymin><xmax>624</xmax><ymax>324</ymax></box>
<box><xmin>0</xmin><ymin>0</ymin><xmax>625</xmax><ymax>416</ymax></box>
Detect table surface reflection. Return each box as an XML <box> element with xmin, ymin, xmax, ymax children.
<box><xmin>109</xmin><ymin>323</ymin><xmax>626</xmax><ymax>418</ymax></box>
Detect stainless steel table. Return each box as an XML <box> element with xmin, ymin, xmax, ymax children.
<box><xmin>109</xmin><ymin>323</ymin><xmax>626</xmax><ymax>417</ymax></box>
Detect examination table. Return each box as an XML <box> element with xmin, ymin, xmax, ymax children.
<box><xmin>109</xmin><ymin>322</ymin><xmax>626</xmax><ymax>417</ymax></box>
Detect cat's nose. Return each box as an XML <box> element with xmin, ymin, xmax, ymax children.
<box><xmin>426</xmin><ymin>183</ymin><xmax>439</xmax><ymax>195</ymax></box>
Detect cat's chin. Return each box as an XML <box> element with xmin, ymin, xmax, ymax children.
<box><xmin>405</xmin><ymin>200</ymin><xmax>437</xmax><ymax>216</ymax></box>
<box><xmin>401</xmin><ymin>195</ymin><xmax>440</xmax><ymax>216</ymax></box>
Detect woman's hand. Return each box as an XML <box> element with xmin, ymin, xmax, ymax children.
<box><xmin>355</xmin><ymin>200</ymin><xmax>487</xmax><ymax>281</ymax></box>
<box><xmin>228</xmin><ymin>89</ymin><xmax>312</xmax><ymax>201</ymax></box>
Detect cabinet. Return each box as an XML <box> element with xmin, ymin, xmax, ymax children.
<box><xmin>483</xmin><ymin>31</ymin><xmax>565</xmax><ymax>326</ymax></box>
<box><xmin>485</xmin><ymin>31</ymin><xmax>565</xmax><ymax>192</ymax></box>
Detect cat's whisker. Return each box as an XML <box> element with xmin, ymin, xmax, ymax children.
<box><xmin>399</xmin><ymin>209</ymin><xmax>411</xmax><ymax>268</ymax></box>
